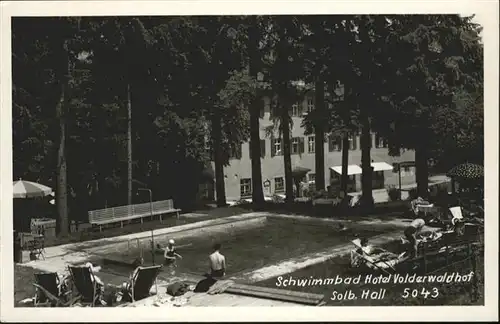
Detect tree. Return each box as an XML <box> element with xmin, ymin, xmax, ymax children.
<box><xmin>350</xmin><ymin>15</ymin><xmax>394</xmax><ymax>208</ymax></box>
<box><xmin>262</xmin><ymin>16</ymin><xmax>307</xmax><ymax>203</ymax></box>
<box><xmin>382</xmin><ymin>15</ymin><xmax>483</xmax><ymax>198</ymax></box>
<box><xmin>246</xmin><ymin>16</ymin><xmax>265</xmax><ymax>206</ymax></box>
<box><xmin>12</xmin><ymin>17</ymin><xmax>86</xmax><ymax>235</ymax></box>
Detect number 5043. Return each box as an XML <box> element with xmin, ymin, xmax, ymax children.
<box><xmin>402</xmin><ymin>287</ymin><xmax>439</xmax><ymax>299</ymax></box>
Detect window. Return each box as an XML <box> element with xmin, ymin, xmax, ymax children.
<box><xmin>230</xmin><ymin>143</ymin><xmax>242</xmax><ymax>159</ymax></box>
<box><xmin>348</xmin><ymin>134</ymin><xmax>357</xmax><ymax>150</ymax></box>
<box><xmin>308</xmin><ymin>136</ymin><xmax>315</xmax><ymax>153</ymax></box>
<box><xmin>307</xmin><ymin>97</ymin><xmax>314</xmax><ymax>112</ymax></box>
<box><xmin>271</xmin><ymin>138</ymin><xmax>282</xmax><ymax>156</ymax></box>
<box><xmin>328</xmin><ymin>135</ymin><xmax>342</xmax><ymax>152</ymax></box>
<box><xmin>249</xmin><ymin>139</ymin><xmax>266</xmax><ymax>159</ymax></box>
<box><xmin>291</xmin><ymin>137</ymin><xmax>304</xmax><ymax>154</ymax></box>
<box><xmin>240</xmin><ymin>178</ymin><xmax>252</xmax><ymax>197</ymax></box>
<box><xmin>274</xmin><ymin>177</ymin><xmax>284</xmax><ymax>192</ymax></box>
<box><xmin>375</xmin><ymin>133</ymin><xmax>388</xmax><ymax>148</ymax></box>
<box><xmin>308</xmin><ymin>173</ymin><xmax>316</xmax><ymax>182</ymax></box>
<box><xmin>292</xmin><ymin>101</ymin><xmax>302</xmax><ymax>117</ymax></box>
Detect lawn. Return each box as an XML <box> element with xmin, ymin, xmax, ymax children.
<box><xmin>14</xmin><ymin>265</ymin><xmax>38</xmax><ymax>306</ymax></box>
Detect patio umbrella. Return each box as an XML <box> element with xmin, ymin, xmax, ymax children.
<box><xmin>291</xmin><ymin>166</ymin><xmax>311</xmax><ymax>178</ymax></box>
<box><xmin>13</xmin><ymin>179</ymin><xmax>53</xmax><ymax>198</ymax></box>
<box><xmin>446</xmin><ymin>163</ymin><xmax>484</xmax><ymax>181</ymax></box>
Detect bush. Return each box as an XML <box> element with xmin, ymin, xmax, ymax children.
<box><xmin>386</xmin><ymin>185</ymin><xmax>401</xmax><ymax>201</ymax></box>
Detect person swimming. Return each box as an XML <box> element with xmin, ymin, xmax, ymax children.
<box><xmin>208</xmin><ymin>243</ymin><xmax>226</xmax><ymax>279</ymax></box>
<box><xmin>164</xmin><ymin>239</ymin><xmax>182</xmax><ymax>267</ymax></box>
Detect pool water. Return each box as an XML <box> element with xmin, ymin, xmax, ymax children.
<box><xmin>99</xmin><ymin>217</ymin><xmax>388</xmax><ymax>278</ymax></box>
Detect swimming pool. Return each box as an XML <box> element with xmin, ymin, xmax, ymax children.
<box><xmin>90</xmin><ymin>215</ymin><xmax>391</xmax><ymax>278</ymax></box>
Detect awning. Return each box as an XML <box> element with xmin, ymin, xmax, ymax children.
<box><xmin>330</xmin><ymin>162</ymin><xmax>393</xmax><ymax>175</ymax></box>
<box><xmin>330</xmin><ymin>165</ymin><xmax>363</xmax><ymax>176</ymax></box>
<box><xmin>371</xmin><ymin>162</ymin><xmax>394</xmax><ymax>172</ymax></box>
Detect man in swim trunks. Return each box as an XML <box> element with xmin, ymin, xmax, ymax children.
<box><xmin>404</xmin><ymin>218</ymin><xmax>426</xmax><ymax>258</ymax></box>
<box><xmin>208</xmin><ymin>243</ymin><xmax>226</xmax><ymax>279</ymax></box>
<box><xmin>164</xmin><ymin>239</ymin><xmax>182</xmax><ymax>274</ymax></box>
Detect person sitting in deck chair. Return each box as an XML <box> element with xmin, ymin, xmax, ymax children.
<box><xmin>208</xmin><ymin>243</ymin><xmax>226</xmax><ymax>279</ymax></box>
<box><xmin>403</xmin><ymin>218</ymin><xmax>426</xmax><ymax>258</ymax></box>
<box><xmin>84</xmin><ymin>262</ymin><xmax>105</xmax><ymax>296</ymax></box>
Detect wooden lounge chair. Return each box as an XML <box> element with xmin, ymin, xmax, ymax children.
<box><xmin>33</xmin><ymin>272</ymin><xmax>59</xmax><ymax>307</ymax></box>
<box><xmin>125</xmin><ymin>265</ymin><xmax>162</xmax><ymax>302</ymax></box>
<box><xmin>350</xmin><ymin>239</ymin><xmax>402</xmax><ymax>275</ymax></box>
<box><xmin>68</xmin><ymin>266</ymin><xmax>101</xmax><ymax>307</ymax></box>
<box><xmin>33</xmin><ymin>272</ymin><xmax>76</xmax><ymax>307</ymax></box>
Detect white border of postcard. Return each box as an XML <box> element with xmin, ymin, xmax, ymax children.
<box><xmin>1</xmin><ymin>0</ymin><xmax>498</xmax><ymax>322</ymax></box>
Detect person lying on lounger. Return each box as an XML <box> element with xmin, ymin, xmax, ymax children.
<box><xmin>351</xmin><ymin>238</ymin><xmax>407</xmax><ymax>270</ymax></box>
<box><xmin>358</xmin><ymin>238</ymin><xmax>398</xmax><ymax>260</ymax></box>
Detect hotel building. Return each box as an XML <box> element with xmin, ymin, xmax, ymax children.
<box><xmin>208</xmin><ymin>85</ymin><xmax>416</xmax><ymax>201</ymax></box>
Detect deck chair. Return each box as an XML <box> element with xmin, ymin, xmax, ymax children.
<box><xmin>350</xmin><ymin>239</ymin><xmax>400</xmax><ymax>275</ymax></box>
<box><xmin>33</xmin><ymin>272</ymin><xmax>60</xmax><ymax>307</ymax></box>
<box><xmin>449</xmin><ymin>206</ymin><xmax>466</xmax><ymax>235</ymax></box>
<box><xmin>33</xmin><ymin>272</ymin><xmax>77</xmax><ymax>307</ymax></box>
<box><xmin>68</xmin><ymin>266</ymin><xmax>101</xmax><ymax>307</ymax></box>
<box><xmin>126</xmin><ymin>265</ymin><xmax>162</xmax><ymax>302</ymax></box>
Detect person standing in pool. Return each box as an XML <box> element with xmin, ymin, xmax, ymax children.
<box><xmin>404</xmin><ymin>218</ymin><xmax>426</xmax><ymax>258</ymax></box>
<box><xmin>208</xmin><ymin>243</ymin><xmax>226</xmax><ymax>279</ymax></box>
<box><xmin>164</xmin><ymin>239</ymin><xmax>182</xmax><ymax>273</ymax></box>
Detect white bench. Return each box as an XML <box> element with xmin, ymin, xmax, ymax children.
<box><xmin>88</xmin><ymin>199</ymin><xmax>181</xmax><ymax>232</ymax></box>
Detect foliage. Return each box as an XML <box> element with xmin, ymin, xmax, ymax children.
<box><xmin>11</xmin><ymin>15</ymin><xmax>483</xmax><ymax>229</ymax></box>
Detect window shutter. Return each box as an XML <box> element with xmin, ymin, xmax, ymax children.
<box><xmin>249</xmin><ymin>143</ymin><xmax>252</xmax><ymax>159</ymax></box>
<box><xmin>328</xmin><ymin>135</ymin><xmax>334</xmax><ymax>152</ymax></box>
<box><xmin>353</xmin><ymin>134</ymin><xmax>358</xmax><ymax>150</ymax></box>
<box><xmin>260</xmin><ymin>139</ymin><xmax>265</xmax><ymax>158</ymax></box>
<box><xmin>271</xmin><ymin>138</ymin><xmax>275</xmax><ymax>157</ymax></box>
<box><xmin>300</xmin><ymin>137</ymin><xmax>305</xmax><ymax>153</ymax></box>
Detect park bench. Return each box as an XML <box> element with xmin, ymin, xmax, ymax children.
<box><xmin>88</xmin><ymin>199</ymin><xmax>181</xmax><ymax>232</ymax></box>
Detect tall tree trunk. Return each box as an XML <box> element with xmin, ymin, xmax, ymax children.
<box><xmin>340</xmin><ymin>132</ymin><xmax>350</xmax><ymax>195</ymax></box>
<box><xmin>212</xmin><ymin>109</ymin><xmax>227</xmax><ymax>207</ymax></box>
<box><xmin>415</xmin><ymin>145</ymin><xmax>429</xmax><ymax>198</ymax></box>
<box><xmin>340</xmin><ymin>84</ymin><xmax>351</xmax><ymax>196</ymax></box>
<box><xmin>127</xmin><ymin>82</ymin><xmax>133</xmax><ymax>206</ymax></box>
<box><xmin>360</xmin><ymin>112</ymin><xmax>374</xmax><ymax>209</ymax></box>
<box><xmin>249</xmin><ymin>24</ymin><xmax>264</xmax><ymax>206</ymax></box>
<box><xmin>280</xmin><ymin>99</ymin><xmax>294</xmax><ymax>203</ymax></box>
<box><xmin>314</xmin><ymin>78</ymin><xmax>325</xmax><ymax>191</ymax></box>
<box><xmin>56</xmin><ymin>41</ymin><xmax>69</xmax><ymax>236</ymax></box>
